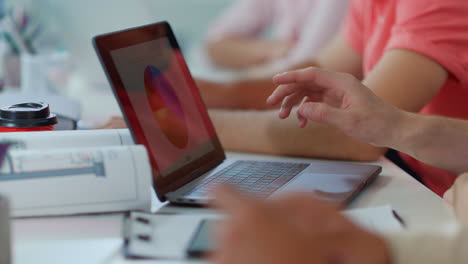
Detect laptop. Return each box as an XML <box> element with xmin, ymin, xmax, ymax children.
<box><xmin>93</xmin><ymin>21</ymin><xmax>381</xmax><ymax>206</ymax></box>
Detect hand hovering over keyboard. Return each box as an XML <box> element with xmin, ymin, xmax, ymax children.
<box><xmin>267</xmin><ymin>67</ymin><xmax>405</xmax><ymax>148</ymax></box>
<box><xmin>268</xmin><ymin>67</ymin><xmax>468</xmax><ymax>178</ymax></box>
<box><xmin>210</xmin><ymin>185</ymin><xmax>390</xmax><ymax>264</ymax></box>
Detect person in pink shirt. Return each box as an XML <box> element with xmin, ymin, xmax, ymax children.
<box><xmin>101</xmin><ymin>0</ymin><xmax>468</xmax><ymax>196</ymax></box>
<box><xmin>204</xmin><ymin>0</ymin><xmax>349</xmax><ymax>71</ymax></box>
<box><xmin>197</xmin><ymin>0</ymin><xmax>468</xmax><ymax>196</ymax></box>
<box><xmin>211</xmin><ymin>68</ymin><xmax>468</xmax><ymax>264</ymax></box>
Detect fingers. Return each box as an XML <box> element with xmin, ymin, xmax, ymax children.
<box><xmin>273</xmin><ymin>67</ymin><xmax>352</xmax><ymax>90</ymax></box>
<box><xmin>297</xmin><ymin>97</ymin><xmax>311</xmax><ymax>128</ymax></box>
<box><xmin>443</xmin><ymin>187</ymin><xmax>454</xmax><ymax>205</ymax></box>
<box><xmin>270</xmin><ymin>193</ymin><xmax>348</xmax><ymax>235</ymax></box>
<box><xmin>211</xmin><ymin>185</ymin><xmax>250</xmax><ymax>214</ymax></box>
<box><xmin>298</xmin><ymin>102</ymin><xmax>343</xmax><ymax>126</ymax></box>
<box><xmin>272</xmin><ymin>193</ymin><xmax>338</xmax><ymax>216</ymax></box>
<box><xmin>268</xmin><ymin>68</ymin><xmax>353</xmax><ymax>115</ymax></box>
<box><xmin>453</xmin><ymin>173</ymin><xmax>468</xmax><ymax>223</ymax></box>
<box><xmin>272</xmin><ymin>67</ymin><xmax>319</xmax><ymax>84</ymax></box>
<box><xmin>267</xmin><ymin>83</ymin><xmax>304</xmax><ymax>106</ymax></box>
<box><xmin>278</xmin><ymin>91</ymin><xmax>306</xmax><ymax>119</ymax></box>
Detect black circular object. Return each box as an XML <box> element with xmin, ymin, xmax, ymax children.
<box><xmin>0</xmin><ymin>102</ymin><xmax>57</xmax><ymax>128</ymax></box>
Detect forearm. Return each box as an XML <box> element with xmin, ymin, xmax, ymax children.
<box><xmin>391</xmin><ymin>112</ymin><xmax>468</xmax><ymax>175</ymax></box>
<box><xmin>210</xmin><ymin>109</ymin><xmax>385</xmax><ymax>161</ymax></box>
<box><xmin>385</xmin><ymin>226</ymin><xmax>468</xmax><ymax>264</ymax></box>
<box><xmin>224</xmin><ymin>60</ymin><xmax>320</xmax><ymax>109</ymax></box>
<box><xmin>206</xmin><ymin>38</ymin><xmax>282</xmax><ymax>69</ymax></box>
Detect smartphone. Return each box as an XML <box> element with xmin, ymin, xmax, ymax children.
<box><xmin>186</xmin><ymin>219</ymin><xmax>216</xmax><ymax>258</ymax></box>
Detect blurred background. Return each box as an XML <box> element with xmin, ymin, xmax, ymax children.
<box><xmin>0</xmin><ymin>0</ymin><xmax>233</xmax><ymax>125</ymax></box>
<box><xmin>4</xmin><ymin>0</ymin><xmax>231</xmax><ymax>79</ymax></box>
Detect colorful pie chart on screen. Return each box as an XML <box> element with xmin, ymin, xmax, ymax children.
<box><xmin>144</xmin><ymin>65</ymin><xmax>188</xmax><ymax>149</ymax></box>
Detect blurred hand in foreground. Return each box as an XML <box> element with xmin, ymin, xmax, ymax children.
<box><xmin>211</xmin><ymin>186</ymin><xmax>390</xmax><ymax>264</ymax></box>
<box><xmin>444</xmin><ymin>173</ymin><xmax>468</xmax><ymax>223</ymax></box>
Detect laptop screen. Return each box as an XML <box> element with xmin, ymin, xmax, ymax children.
<box><xmin>94</xmin><ymin>22</ymin><xmax>225</xmax><ymax>200</ymax></box>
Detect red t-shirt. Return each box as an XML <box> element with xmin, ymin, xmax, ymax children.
<box><xmin>343</xmin><ymin>0</ymin><xmax>468</xmax><ymax>196</ymax></box>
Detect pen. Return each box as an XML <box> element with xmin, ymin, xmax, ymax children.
<box><xmin>392</xmin><ymin>209</ymin><xmax>406</xmax><ymax>227</ymax></box>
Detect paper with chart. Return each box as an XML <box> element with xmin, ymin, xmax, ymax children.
<box><xmin>0</xmin><ymin>130</ymin><xmax>152</xmax><ymax>217</ymax></box>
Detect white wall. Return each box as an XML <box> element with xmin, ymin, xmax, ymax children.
<box><xmin>6</xmin><ymin>0</ymin><xmax>232</xmax><ymax>82</ymax></box>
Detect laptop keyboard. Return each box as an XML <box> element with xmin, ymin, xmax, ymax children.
<box><xmin>185</xmin><ymin>160</ymin><xmax>309</xmax><ymax>198</ymax></box>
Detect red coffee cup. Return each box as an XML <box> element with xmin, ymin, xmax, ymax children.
<box><xmin>0</xmin><ymin>102</ymin><xmax>57</xmax><ymax>132</ymax></box>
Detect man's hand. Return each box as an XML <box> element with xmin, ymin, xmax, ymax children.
<box><xmin>211</xmin><ymin>186</ymin><xmax>391</xmax><ymax>264</ymax></box>
<box><xmin>444</xmin><ymin>173</ymin><xmax>468</xmax><ymax>223</ymax></box>
<box><xmin>267</xmin><ymin>67</ymin><xmax>406</xmax><ymax>147</ymax></box>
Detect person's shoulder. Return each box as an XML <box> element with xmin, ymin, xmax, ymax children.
<box><xmin>396</xmin><ymin>0</ymin><xmax>468</xmax><ymax>13</ymax></box>
<box><xmin>349</xmin><ymin>0</ymin><xmax>370</xmax><ymax>7</ymax></box>
<box><xmin>395</xmin><ymin>0</ymin><xmax>468</xmax><ymax>23</ymax></box>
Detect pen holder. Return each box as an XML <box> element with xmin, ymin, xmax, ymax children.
<box><xmin>3</xmin><ymin>53</ymin><xmax>21</xmax><ymax>89</ymax></box>
<box><xmin>0</xmin><ymin>194</ymin><xmax>11</xmax><ymax>264</ymax></box>
<box><xmin>21</xmin><ymin>53</ymin><xmax>49</xmax><ymax>94</ymax></box>
<box><xmin>20</xmin><ymin>52</ymin><xmax>73</xmax><ymax>94</ymax></box>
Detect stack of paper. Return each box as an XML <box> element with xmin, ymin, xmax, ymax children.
<box><xmin>0</xmin><ymin>129</ymin><xmax>153</xmax><ymax>217</ymax></box>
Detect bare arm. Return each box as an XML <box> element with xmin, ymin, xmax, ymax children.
<box><xmin>210</xmin><ymin>109</ymin><xmax>382</xmax><ymax>161</ymax></box>
<box><xmin>268</xmin><ymin>67</ymin><xmax>468</xmax><ymax>175</ymax></box>
<box><xmin>204</xmin><ymin>0</ymin><xmax>279</xmax><ymax>69</ymax></box>
<box><xmin>206</xmin><ymin>37</ymin><xmax>292</xmax><ymax>69</ymax></box>
<box><xmin>199</xmin><ymin>34</ymin><xmax>362</xmax><ymax>109</ymax></box>
<box><xmin>210</xmin><ymin>37</ymin><xmax>447</xmax><ymax>160</ymax></box>
<box><xmin>395</xmin><ymin>113</ymin><xmax>468</xmax><ymax>175</ymax></box>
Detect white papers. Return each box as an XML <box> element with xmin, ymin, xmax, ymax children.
<box><xmin>0</xmin><ymin>129</ymin><xmax>133</xmax><ymax>150</ymax></box>
<box><xmin>344</xmin><ymin>205</ymin><xmax>405</xmax><ymax>233</ymax></box>
<box><xmin>0</xmin><ymin>129</ymin><xmax>152</xmax><ymax>217</ymax></box>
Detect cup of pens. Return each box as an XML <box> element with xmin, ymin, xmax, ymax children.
<box><xmin>1</xmin><ymin>4</ymin><xmax>40</xmax><ymax>89</ymax></box>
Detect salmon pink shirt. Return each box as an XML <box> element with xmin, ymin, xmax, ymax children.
<box><xmin>344</xmin><ymin>0</ymin><xmax>468</xmax><ymax>196</ymax></box>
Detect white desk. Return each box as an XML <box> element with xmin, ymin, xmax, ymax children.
<box><xmin>12</xmin><ymin>152</ymin><xmax>456</xmax><ymax>264</ymax></box>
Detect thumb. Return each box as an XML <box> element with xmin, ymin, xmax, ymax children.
<box><xmin>453</xmin><ymin>174</ymin><xmax>468</xmax><ymax>223</ymax></box>
<box><xmin>299</xmin><ymin>102</ymin><xmax>344</xmax><ymax>127</ymax></box>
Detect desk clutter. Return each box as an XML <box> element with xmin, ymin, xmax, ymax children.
<box><xmin>0</xmin><ymin>129</ymin><xmax>153</xmax><ymax>217</ymax></box>
<box><xmin>0</xmin><ymin>3</ymin><xmax>73</xmax><ymax>93</ymax></box>
<box><xmin>0</xmin><ymin>93</ymin><xmax>81</xmax><ymax>130</ymax></box>
<box><xmin>122</xmin><ymin>206</ymin><xmax>404</xmax><ymax>260</ymax></box>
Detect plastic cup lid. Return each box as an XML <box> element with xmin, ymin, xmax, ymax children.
<box><xmin>0</xmin><ymin>102</ymin><xmax>57</xmax><ymax>128</ymax></box>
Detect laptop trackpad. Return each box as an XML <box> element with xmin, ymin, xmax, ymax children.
<box><xmin>273</xmin><ymin>173</ymin><xmax>365</xmax><ymax>203</ymax></box>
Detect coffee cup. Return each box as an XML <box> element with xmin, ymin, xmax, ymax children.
<box><xmin>0</xmin><ymin>102</ymin><xmax>57</xmax><ymax>132</ymax></box>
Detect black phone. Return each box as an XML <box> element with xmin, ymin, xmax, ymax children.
<box><xmin>186</xmin><ymin>219</ymin><xmax>216</xmax><ymax>258</ymax></box>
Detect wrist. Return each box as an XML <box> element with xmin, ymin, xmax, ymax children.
<box><xmin>385</xmin><ymin>109</ymin><xmax>416</xmax><ymax>151</ymax></box>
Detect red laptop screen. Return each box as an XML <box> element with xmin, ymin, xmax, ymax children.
<box><xmin>110</xmin><ymin>37</ymin><xmax>216</xmax><ymax>177</ymax></box>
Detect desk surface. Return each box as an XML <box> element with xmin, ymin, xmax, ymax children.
<box><xmin>12</xmin><ymin>152</ymin><xmax>455</xmax><ymax>264</ymax></box>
